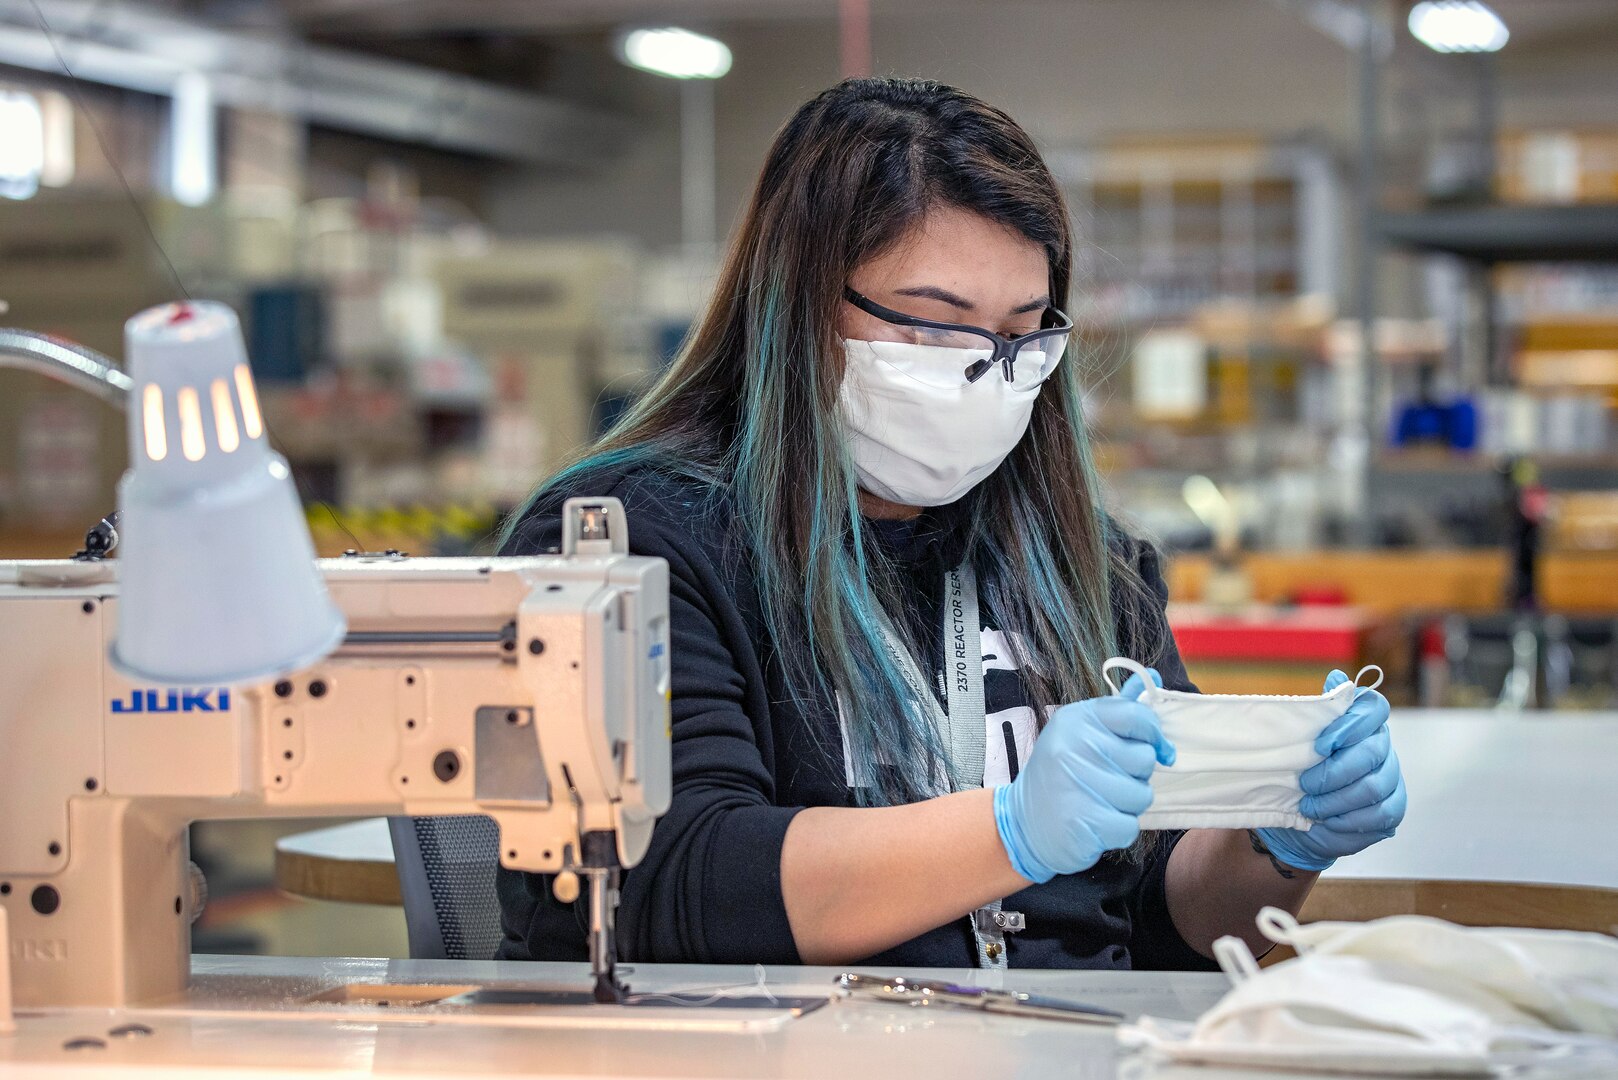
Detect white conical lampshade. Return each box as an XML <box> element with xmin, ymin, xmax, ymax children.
<box><xmin>110</xmin><ymin>301</ymin><xmax>346</xmax><ymax>685</ymax></box>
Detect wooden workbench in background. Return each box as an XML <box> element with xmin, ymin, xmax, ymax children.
<box><xmin>1166</xmin><ymin>549</ymin><xmax>1618</xmax><ymax>614</ymax></box>
<box><xmin>7</xmin><ymin>533</ymin><xmax>1617</xmax><ymax>622</ymax></box>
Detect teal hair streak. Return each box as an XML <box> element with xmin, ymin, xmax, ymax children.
<box><xmin>975</xmin><ymin>359</ymin><xmax>1122</xmax><ymax>705</ymax></box>
<box><xmin>731</xmin><ymin>276</ymin><xmax>957</xmax><ymax>805</ymax></box>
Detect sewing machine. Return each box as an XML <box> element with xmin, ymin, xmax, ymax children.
<box><xmin>0</xmin><ymin>315</ymin><xmax>673</xmax><ymax>1016</ymax></box>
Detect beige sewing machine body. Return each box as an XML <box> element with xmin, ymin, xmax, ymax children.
<box><xmin>0</xmin><ymin>526</ymin><xmax>671</xmax><ymax>1011</ymax></box>
<box><xmin>0</xmin><ymin>300</ymin><xmax>675</xmax><ymax>1039</ymax></box>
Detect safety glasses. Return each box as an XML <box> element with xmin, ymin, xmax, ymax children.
<box><xmin>843</xmin><ymin>287</ymin><xmax>1073</xmax><ymax>385</ymax></box>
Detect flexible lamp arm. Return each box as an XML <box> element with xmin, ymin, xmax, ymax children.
<box><xmin>0</xmin><ymin>328</ymin><xmax>132</xmax><ymax>407</ymax></box>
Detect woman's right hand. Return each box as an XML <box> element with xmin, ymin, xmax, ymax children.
<box><xmin>992</xmin><ymin>669</ymin><xmax>1176</xmax><ymax>884</ymax></box>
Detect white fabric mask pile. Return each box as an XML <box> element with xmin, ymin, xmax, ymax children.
<box><xmin>1102</xmin><ymin>656</ymin><xmax>1383</xmax><ymax>832</ymax></box>
<box><xmin>1121</xmin><ymin>907</ymin><xmax>1618</xmax><ymax>1077</ymax></box>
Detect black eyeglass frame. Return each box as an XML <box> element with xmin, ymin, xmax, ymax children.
<box><xmin>843</xmin><ymin>287</ymin><xmax>1074</xmax><ymax>384</ymax></box>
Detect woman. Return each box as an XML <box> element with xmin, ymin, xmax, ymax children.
<box><xmin>497</xmin><ymin>77</ymin><xmax>1405</xmax><ymax>970</ymax></box>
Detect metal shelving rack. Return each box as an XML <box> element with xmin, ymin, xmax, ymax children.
<box><xmin>1343</xmin><ymin>1</ymin><xmax>1618</xmax><ymax>545</ymax></box>
<box><xmin>1051</xmin><ymin>139</ymin><xmax>1340</xmax><ymax>329</ymax></box>
<box><xmin>1379</xmin><ymin>204</ymin><xmax>1618</xmax><ymax>264</ymax></box>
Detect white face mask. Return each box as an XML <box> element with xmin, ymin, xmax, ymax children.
<box><xmin>1122</xmin><ymin>907</ymin><xmax>1618</xmax><ymax>1076</ymax></box>
<box><xmin>1269</xmin><ymin>909</ymin><xmax>1618</xmax><ymax>1038</ymax></box>
<box><xmin>1102</xmin><ymin>657</ymin><xmax>1383</xmax><ymax>832</ymax></box>
<box><xmin>838</xmin><ymin>337</ymin><xmax>1060</xmax><ymax>508</ymax></box>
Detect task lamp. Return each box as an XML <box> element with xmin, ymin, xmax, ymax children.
<box><xmin>109</xmin><ymin>301</ymin><xmax>345</xmax><ymax>684</ymax></box>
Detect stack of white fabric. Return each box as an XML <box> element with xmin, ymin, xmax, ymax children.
<box><xmin>1122</xmin><ymin>907</ymin><xmax>1618</xmax><ymax>1077</ymax></box>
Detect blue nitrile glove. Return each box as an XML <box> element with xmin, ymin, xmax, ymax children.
<box><xmin>1256</xmin><ymin>670</ymin><xmax>1407</xmax><ymax>873</ymax></box>
<box><xmin>993</xmin><ymin>669</ymin><xmax>1177</xmax><ymax>884</ymax></box>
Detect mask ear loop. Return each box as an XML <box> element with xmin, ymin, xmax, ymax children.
<box><xmin>1102</xmin><ymin>656</ymin><xmax>1152</xmax><ymax>697</ymax></box>
<box><xmin>1352</xmin><ymin>665</ymin><xmax>1385</xmax><ymax>693</ymax></box>
<box><xmin>1212</xmin><ymin>935</ymin><xmax>1262</xmax><ymax>985</ymax></box>
<box><xmin>1256</xmin><ymin>906</ymin><xmax>1303</xmax><ymax>951</ymax></box>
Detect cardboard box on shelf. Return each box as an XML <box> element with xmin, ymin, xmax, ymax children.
<box><xmin>1517</xmin><ymin>350</ymin><xmax>1618</xmax><ymax>390</ymax></box>
<box><xmin>1499</xmin><ymin>130</ymin><xmax>1618</xmax><ymax>205</ymax></box>
<box><xmin>256</xmin><ymin>380</ymin><xmax>423</xmax><ymax>464</ymax></box>
<box><xmin>0</xmin><ymin>197</ymin><xmax>184</xmax><ymax>321</ymax></box>
<box><xmin>0</xmin><ymin>195</ymin><xmax>303</xmax><ymax>349</ymax></box>
<box><xmin>484</xmin><ymin>348</ymin><xmax>598</xmax><ymax>484</ymax></box>
<box><xmin>0</xmin><ymin>311</ymin><xmax>132</xmax><ymax>539</ymax></box>
<box><xmin>435</xmin><ymin>240</ymin><xmax>641</xmax><ymax>346</ymax></box>
<box><xmin>1550</xmin><ymin>492</ymin><xmax>1618</xmax><ymax>552</ymax></box>
<box><xmin>0</xmin><ymin>373</ymin><xmax>125</xmax><ymax>535</ymax></box>
<box><xmin>432</xmin><ymin>239</ymin><xmax>655</xmax><ymax>493</ymax></box>
<box><xmin>1191</xmin><ymin>295</ymin><xmax>1334</xmax><ymax>354</ymax></box>
<box><xmin>1517</xmin><ymin>320</ymin><xmax>1618</xmax><ymax>352</ymax></box>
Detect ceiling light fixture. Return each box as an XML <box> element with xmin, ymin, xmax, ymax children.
<box><xmin>170</xmin><ymin>72</ymin><xmax>217</xmax><ymax>207</ymax></box>
<box><xmin>0</xmin><ymin>89</ymin><xmax>44</xmax><ymax>200</ymax></box>
<box><xmin>1408</xmin><ymin>1</ymin><xmax>1510</xmax><ymax>54</ymax></box>
<box><xmin>617</xmin><ymin>27</ymin><xmax>733</xmax><ymax>80</ymax></box>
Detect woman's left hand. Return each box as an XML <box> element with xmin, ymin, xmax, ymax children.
<box><xmin>1255</xmin><ymin>672</ymin><xmax>1406</xmax><ymax>873</ymax></box>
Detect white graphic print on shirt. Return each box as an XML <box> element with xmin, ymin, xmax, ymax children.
<box><xmin>837</xmin><ymin>624</ymin><xmax>1040</xmax><ymax>790</ymax></box>
<box><xmin>979</xmin><ymin>627</ymin><xmax>1039</xmax><ymax>787</ymax></box>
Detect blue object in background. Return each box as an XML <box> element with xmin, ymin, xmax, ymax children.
<box><xmin>1448</xmin><ymin>396</ymin><xmax>1477</xmax><ymax>450</ymax></box>
<box><xmin>248</xmin><ymin>286</ymin><xmax>326</xmax><ymax>383</ymax></box>
<box><xmin>654</xmin><ymin>320</ymin><xmax>691</xmax><ymax>369</ymax></box>
<box><xmin>593</xmin><ymin>392</ymin><xmax>636</xmax><ymax>438</ymax></box>
<box><xmin>1393</xmin><ymin>401</ymin><xmax>1446</xmax><ymax>446</ymax></box>
<box><xmin>1391</xmin><ymin>395</ymin><xmax>1479</xmax><ymax>451</ymax></box>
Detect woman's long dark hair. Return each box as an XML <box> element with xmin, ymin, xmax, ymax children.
<box><xmin>504</xmin><ymin>77</ymin><xmax>1153</xmax><ymax>805</ymax></box>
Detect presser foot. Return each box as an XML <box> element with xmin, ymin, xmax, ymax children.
<box><xmin>580</xmin><ymin>843</ymin><xmax>625</xmax><ymax>1006</ymax></box>
<box><xmin>592</xmin><ymin>970</ymin><xmax>627</xmax><ymax>1005</ymax></box>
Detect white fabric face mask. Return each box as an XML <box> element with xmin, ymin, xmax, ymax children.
<box><xmin>1267</xmin><ymin>909</ymin><xmax>1618</xmax><ymax>1038</ymax></box>
<box><xmin>1121</xmin><ymin>907</ymin><xmax>1618</xmax><ymax>1077</ymax></box>
<box><xmin>838</xmin><ymin>337</ymin><xmax>1058</xmax><ymax>507</ymax></box>
<box><xmin>1102</xmin><ymin>656</ymin><xmax>1383</xmax><ymax>831</ymax></box>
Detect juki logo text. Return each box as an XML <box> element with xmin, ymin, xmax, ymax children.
<box><xmin>110</xmin><ymin>688</ymin><xmax>233</xmax><ymax>713</ymax></box>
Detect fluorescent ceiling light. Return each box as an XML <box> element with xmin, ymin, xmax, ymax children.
<box><xmin>1408</xmin><ymin>1</ymin><xmax>1509</xmax><ymax>53</ymax></box>
<box><xmin>0</xmin><ymin>89</ymin><xmax>44</xmax><ymax>200</ymax></box>
<box><xmin>170</xmin><ymin>71</ymin><xmax>216</xmax><ymax>207</ymax></box>
<box><xmin>618</xmin><ymin>27</ymin><xmax>732</xmax><ymax>79</ymax></box>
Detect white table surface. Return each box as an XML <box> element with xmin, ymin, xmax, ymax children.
<box><xmin>279</xmin><ymin>709</ymin><xmax>1618</xmax><ymax>892</ymax></box>
<box><xmin>0</xmin><ymin>956</ymin><xmax>1284</xmax><ymax>1078</ymax></box>
<box><xmin>14</xmin><ymin>711</ymin><xmax>1617</xmax><ymax>1077</ymax></box>
<box><xmin>1331</xmin><ymin>709</ymin><xmax>1618</xmax><ymax>889</ymax></box>
<box><xmin>8</xmin><ymin>955</ymin><xmax>1609</xmax><ymax>1079</ymax></box>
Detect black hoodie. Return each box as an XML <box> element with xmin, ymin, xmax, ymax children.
<box><xmin>496</xmin><ymin>463</ymin><xmax>1214</xmax><ymax>972</ymax></box>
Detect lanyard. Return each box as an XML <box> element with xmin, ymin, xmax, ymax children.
<box><xmin>870</xmin><ymin>562</ymin><xmax>1013</xmax><ymax>971</ymax></box>
<box><xmin>869</xmin><ymin>564</ymin><xmax>983</xmax><ymax>792</ymax></box>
